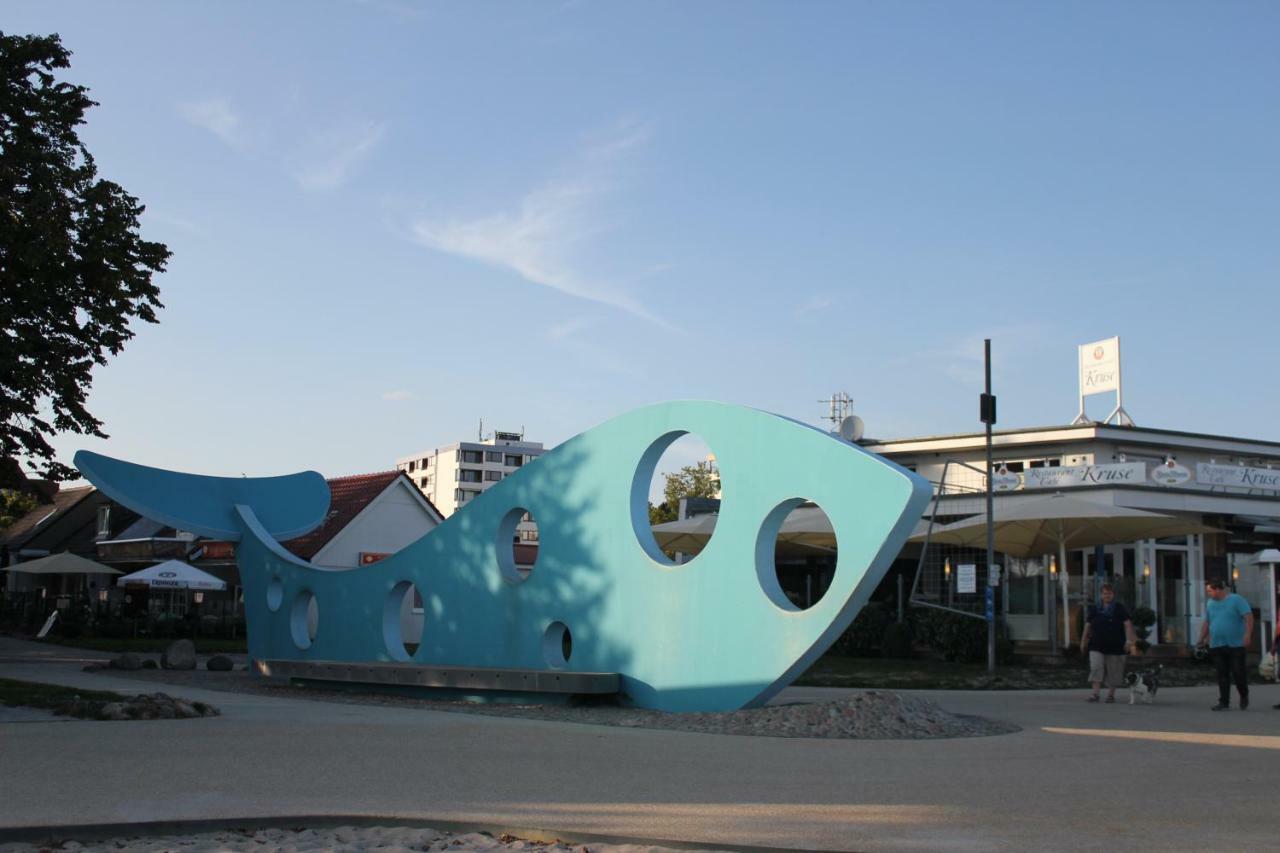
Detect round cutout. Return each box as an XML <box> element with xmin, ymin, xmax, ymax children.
<box><xmin>497</xmin><ymin>506</ymin><xmax>538</xmax><ymax>582</ymax></box>
<box><xmin>266</xmin><ymin>578</ymin><xmax>284</xmax><ymax>612</ymax></box>
<box><xmin>542</xmin><ymin>621</ymin><xmax>572</xmax><ymax>668</ymax></box>
<box><xmin>756</xmin><ymin>499</ymin><xmax>838</xmax><ymax>611</ymax></box>
<box><xmin>290</xmin><ymin>589</ymin><xmax>318</xmax><ymax>649</ymax></box>
<box><xmin>632</xmin><ymin>431</ymin><xmax>721</xmax><ymax>565</ymax></box>
<box><xmin>383</xmin><ymin>581</ymin><xmax>423</xmax><ymax>661</ymax></box>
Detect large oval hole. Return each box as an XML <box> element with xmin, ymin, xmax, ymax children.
<box><xmin>383</xmin><ymin>581</ymin><xmax>423</xmax><ymax>661</ymax></box>
<box><xmin>633</xmin><ymin>432</ymin><xmax>720</xmax><ymax>565</ymax></box>
<box><xmin>756</xmin><ymin>500</ymin><xmax>837</xmax><ymax>611</ymax></box>
<box><xmin>497</xmin><ymin>507</ymin><xmax>538</xmax><ymax>583</ymax></box>
<box><xmin>542</xmin><ymin>621</ymin><xmax>572</xmax><ymax>669</ymax></box>
<box><xmin>290</xmin><ymin>589</ymin><xmax>319</xmax><ymax>649</ymax></box>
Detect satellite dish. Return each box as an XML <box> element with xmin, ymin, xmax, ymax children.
<box><xmin>838</xmin><ymin>415</ymin><xmax>864</xmax><ymax>442</ymax></box>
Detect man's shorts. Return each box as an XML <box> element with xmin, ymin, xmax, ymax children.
<box><xmin>1088</xmin><ymin>651</ymin><xmax>1126</xmax><ymax>687</ymax></box>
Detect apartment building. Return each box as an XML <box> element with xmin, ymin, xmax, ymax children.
<box><xmin>396</xmin><ymin>431</ymin><xmax>546</xmax><ymax>525</ymax></box>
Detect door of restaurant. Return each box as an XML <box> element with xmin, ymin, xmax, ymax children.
<box><xmin>1156</xmin><ymin>551</ymin><xmax>1189</xmax><ymax>645</ymax></box>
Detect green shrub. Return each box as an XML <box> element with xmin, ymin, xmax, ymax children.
<box><xmin>833</xmin><ymin>601</ymin><xmax>892</xmax><ymax>656</ymax></box>
<box><xmin>910</xmin><ymin>607</ymin><xmax>1013</xmax><ymax>663</ymax></box>
<box><xmin>880</xmin><ymin>621</ymin><xmax>914</xmax><ymax>659</ymax></box>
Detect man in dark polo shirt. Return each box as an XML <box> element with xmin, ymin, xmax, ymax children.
<box><xmin>1080</xmin><ymin>582</ymin><xmax>1136</xmax><ymax>703</ymax></box>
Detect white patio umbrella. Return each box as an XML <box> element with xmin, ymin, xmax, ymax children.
<box><xmin>650</xmin><ymin>513</ymin><xmax>720</xmax><ymax>553</ymax></box>
<box><xmin>917</xmin><ymin>493</ymin><xmax>1220</xmax><ymax>650</ymax></box>
<box><xmin>652</xmin><ymin>507</ymin><xmax>930</xmax><ymax>556</ymax></box>
<box><xmin>917</xmin><ymin>492</ymin><xmax>1219</xmax><ymax>559</ymax></box>
<box><xmin>116</xmin><ymin>559</ymin><xmax>226</xmax><ymax>591</ymax></box>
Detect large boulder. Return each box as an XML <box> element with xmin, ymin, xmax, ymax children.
<box><xmin>206</xmin><ymin>655</ymin><xmax>234</xmax><ymax>672</ymax></box>
<box><xmin>160</xmin><ymin>639</ymin><xmax>197</xmax><ymax>670</ymax></box>
<box><xmin>110</xmin><ymin>652</ymin><xmax>143</xmax><ymax>671</ymax></box>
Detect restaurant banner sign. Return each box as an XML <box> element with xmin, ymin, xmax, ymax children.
<box><xmin>1023</xmin><ymin>462</ymin><xmax>1146</xmax><ymax>490</ymax></box>
<box><xmin>1196</xmin><ymin>463</ymin><xmax>1280</xmax><ymax>490</ymax></box>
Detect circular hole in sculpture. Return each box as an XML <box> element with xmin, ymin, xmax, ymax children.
<box><xmin>383</xmin><ymin>580</ymin><xmax>423</xmax><ymax>661</ymax></box>
<box><xmin>497</xmin><ymin>506</ymin><xmax>539</xmax><ymax>583</ymax></box>
<box><xmin>756</xmin><ymin>499</ymin><xmax>837</xmax><ymax>612</ymax></box>
<box><xmin>266</xmin><ymin>578</ymin><xmax>284</xmax><ymax>612</ymax></box>
<box><xmin>290</xmin><ymin>589</ymin><xmax>319</xmax><ymax>650</ymax></box>
<box><xmin>632</xmin><ymin>431</ymin><xmax>720</xmax><ymax>565</ymax></box>
<box><xmin>542</xmin><ymin>621</ymin><xmax>572</xmax><ymax>669</ymax></box>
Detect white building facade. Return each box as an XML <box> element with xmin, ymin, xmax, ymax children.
<box><xmin>865</xmin><ymin>423</ymin><xmax>1280</xmax><ymax>654</ymax></box>
<box><xmin>396</xmin><ymin>431</ymin><xmax>545</xmax><ymax>532</ymax></box>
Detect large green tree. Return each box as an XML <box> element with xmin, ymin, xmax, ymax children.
<box><xmin>0</xmin><ymin>32</ymin><xmax>169</xmax><ymax>486</ymax></box>
<box><xmin>648</xmin><ymin>463</ymin><xmax>721</xmax><ymax>525</ymax></box>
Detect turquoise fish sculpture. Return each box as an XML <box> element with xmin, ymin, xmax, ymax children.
<box><xmin>75</xmin><ymin>401</ymin><xmax>930</xmax><ymax>712</ymax></box>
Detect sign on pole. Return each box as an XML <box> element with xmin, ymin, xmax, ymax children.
<box><xmin>957</xmin><ymin>563</ymin><xmax>977</xmax><ymax>594</ymax></box>
<box><xmin>1072</xmin><ymin>336</ymin><xmax>1134</xmax><ymax>426</ymax></box>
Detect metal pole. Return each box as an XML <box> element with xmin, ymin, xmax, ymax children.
<box><xmin>897</xmin><ymin>573</ymin><xmax>904</xmax><ymax>624</ymax></box>
<box><xmin>984</xmin><ymin>339</ymin><xmax>996</xmax><ymax>673</ymax></box>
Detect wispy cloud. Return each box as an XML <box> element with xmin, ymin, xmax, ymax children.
<box><xmin>293</xmin><ymin>120</ymin><xmax>387</xmax><ymax>192</ymax></box>
<box><xmin>546</xmin><ymin>317</ymin><xmax>595</xmax><ymax>341</ymax></box>
<box><xmin>410</xmin><ymin>121</ymin><xmax>674</xmax><ymax>329</ymax></box>
<box><xmin>794</xmin><ymin>294</ymin><xmax>835</xmax><ymax>319</ymax></box>
<box><xmin>382</xmin><ymin>390</ymin><xmax>413</xmax><ymax>401</ymax></box>
<box><xmin>177</xmin><ymin>97</ymin><xmax>245</xmax><ymax>149</ymax></box>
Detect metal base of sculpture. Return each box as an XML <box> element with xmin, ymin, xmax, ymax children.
<box><xmin>76</xmin><ymin>401</ymin><xmax>929</xmax><ymax>712</ymax></box>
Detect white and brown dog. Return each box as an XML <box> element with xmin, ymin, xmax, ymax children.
<box><xmin>1124</xmin><ymin>664</ymin><xmax>1163</xmax><ymax>705</ymax></box>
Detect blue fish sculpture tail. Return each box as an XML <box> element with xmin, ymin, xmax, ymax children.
<box><xmin>75</xmin><ymin>401</ymin><xmax>931</xmax><ymax>712</ymax></box>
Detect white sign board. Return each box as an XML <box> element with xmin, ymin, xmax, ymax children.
<box><xmin>991</xmin><ymin>470</ymin><xmax>1022</xmax><ymax>492</ymax></box>
<box><xmin>36</xmin><ymin>610</ymin><xmax>58</xmax><ymax>639</ymax></box>
<box><xmin>1196</xmin><ymin>463</ymin><xmax>1280</xmax><ymax>490</ymax></box>
<box><xmin>1023</xmin><ymin>462</ymin><xmax>1146</xmax><ymax>490</ymax></box>
<box><xmin>1079</xmin><ymin>337</ymin><xmax>1120</xmax><ymax>395</ymax></box>
<box><xmin>1151</xmin><ymin>460</ymin><xmax>1192</xmax><ymax>486</ymax></box>
<box><xmin>957</xmin><ymin>563</ymin><xmax>977</xmax><ymax>594</ymax></box>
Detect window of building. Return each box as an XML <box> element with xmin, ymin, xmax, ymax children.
<box><xmin>461</xmin><ymin>450</ymin><xmax>483</xmax><ymax>464</ymax></box>
<box><xmin>407</xmin><ymin>460</ymin><xmax>416</xmax><ymax>472</ymax></box>
<box><xmin>95</xmin><ymin>505</ymin><xmax>111</xmax><ymax>539</ymax></box>
<box><xmin>484</xmin><ymin>471</ymin><xmax>503</xmax><ymax>481</ymax></box>
<box><xmin>1027</xmin><ymin>458</ymin><xmax>1062</xmax><ymax>469</ymax></box>
<box><xmin>505</xmin><ymin>454</ymin><xmax>523</xmax><ymax>467</ymax></box>
<box><xmin>422</xmin><ymin>457</ymin><xmax>431</xmax><ymax>468</ymax></box>
<box><xmin>485</xmin><ymin>451</ymin><xmax>503</xmax><ymax>463</ymax></box>
<box><xmin>456</xmin><ymin>469</ymin><xmax>482</xmax><ymax>483</ymax></box>
<box><xmin>419</xmin><ymin>477</ymin><xmax>429</xmax><ymax>489</ymax></box>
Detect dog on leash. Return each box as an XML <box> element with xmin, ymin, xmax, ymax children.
<box><xmin>1125</xmin><ymin>664</ymin><xmax>1164</xmax><ymax>705</ymax></box>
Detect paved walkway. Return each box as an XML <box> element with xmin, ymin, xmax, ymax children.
<box><xmin>1</xmin><ymin>637</ymin><xmax>1276</xmax><ymax>851</ymax></box>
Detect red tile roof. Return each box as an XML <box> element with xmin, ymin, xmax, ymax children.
<box><xmin>280</xmin><ymin>471</ymin><xmax>402</xmax><ymax>561</ymax></box>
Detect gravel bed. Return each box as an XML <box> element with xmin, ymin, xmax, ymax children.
<box><xmin>0</xmin><ymin>825</ymin><xmax>729</xmax><ymax>852</ymax></box>
<box><xmin>89</xmin><ymin>667</ymin><xmax>1017</xmax><ymax>739</ymax></box>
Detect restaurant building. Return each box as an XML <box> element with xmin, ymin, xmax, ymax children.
<box><xmin>865</xmin><ymin>421</ymin><xmax>1280</xmax><ymax>653</ymax></box>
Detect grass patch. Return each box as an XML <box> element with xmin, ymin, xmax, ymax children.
<box><xmin>38</xmin><ymin>636</ymin><xmax>247</xmax><ymax>654</ymax></box>
<box><xmin>799</xmin><ymin>655</ymin><xmax>1223</xmax><ymax>690</ymax></box>
<box><xmin>0</xmin><ymin>677</ymin><xmax>125</xmax><ymax>717</ymax></box>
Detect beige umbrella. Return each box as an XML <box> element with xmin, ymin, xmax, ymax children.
<box><xmin>918</xmin><ymin>492</ymin><xmax>1219</xmax><ymax>558</ymax></box>
<box><xmin>2</xmin><ymin>552</ymin><xmax>121</xmax><ymax>575</ymax></box>
<box><xmin>650</xmin><ymin>513</ymin><xmax>720</xmax><ymax>553</ymax></box>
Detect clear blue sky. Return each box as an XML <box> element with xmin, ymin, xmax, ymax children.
<box><xmin>9</xmin><ymin>1</ymin><xmax>1279</xmax><ymax>484</ymax></box>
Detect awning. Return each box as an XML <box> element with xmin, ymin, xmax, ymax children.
<box><xmin>2</xmin><ymin>552</ymin><xmax>122</xmax><ymax>575</ymax></box>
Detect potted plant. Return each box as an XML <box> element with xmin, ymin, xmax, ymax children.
<box><xmin>1130</xmin><ymin>606</ymin><xmax>1156</xmax><ymax>653</ymax></box>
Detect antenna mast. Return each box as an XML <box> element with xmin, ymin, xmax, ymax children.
<box><xmin>818</xmin><ymin>392</ymin><xmax>853</xmax><ymax>430</ymax></box>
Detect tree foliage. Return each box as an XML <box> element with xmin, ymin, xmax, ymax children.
<box><xmin>0</xmin><ymin>487</ymin><xmax>38</xmax><ymax>528</ymax></box>
<box><xmin>0</xmin><ymin>32</ymin><xmax>170</xmax><ymax>486</ymax></box>
<box><xmin>648</xmin><ymin>463</ymin><xmax>721</xmax><ymax>525</ymax></box>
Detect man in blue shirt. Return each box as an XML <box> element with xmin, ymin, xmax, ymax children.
<box><xmin>1197</xmin><ymin>579</ymin><xmax>1254</xmax><ymax>711</ymax></box>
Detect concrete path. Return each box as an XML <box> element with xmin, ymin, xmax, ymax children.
<box><xmin>1</xmin><ymin>637</ymin><xmax>1276</xmax><ymax>851</ymax></box>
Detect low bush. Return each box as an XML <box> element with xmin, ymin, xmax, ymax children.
<box><xmin>833</xmin><ymin>601</ymin><xmax>892</xmax><ymax>656</ymax></box>
<box><xmin>910</xmin><ymin>607</ymin><xmax>1013</xmax><ymax>663</ymax></box>
<box><xmin>880</xmin><ymin>621</ymin><xmax>914</xmax><ymax>659</ymax></box>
